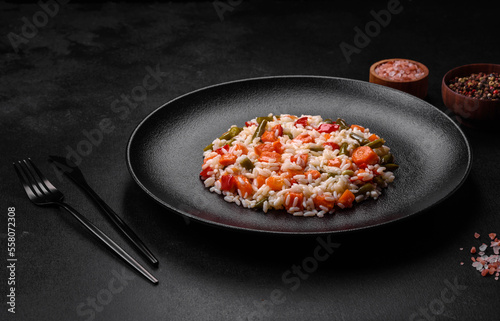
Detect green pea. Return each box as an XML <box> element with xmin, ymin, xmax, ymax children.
<box><xmin>341</xmin><ymin>170</ymin><xmax>354</xmax><ymax>176</ymax></box>
<box><xmin>384</xmin><ymin>163</ymin><xmax>399</xmax><ymax>171</ymax></box>
<box><xmin>240</xmin><ymin>157</ymin><xmax>255</xmax><ymax>170</ymax></box>
<box><xmin>366</xmin><ymin>138</ymin><xmax>385</xmax><ymax>149</ymax></box>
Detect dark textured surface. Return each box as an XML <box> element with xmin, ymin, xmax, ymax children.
<box><xmin>127</xmin><ymin>76</ymin><xmax>471</xmax><ymax>233</ymax></box>
<box><xmin>1</xmin><ymin>1</ymin><xmax>499</xmax><ymax>321</ymax></box>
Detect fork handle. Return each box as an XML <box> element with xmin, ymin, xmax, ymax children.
<box><xmin>81</xmin><ymin>184</ymin><xmax>159</xmax><ymax>266</ymax></box>
<box><xmin>57</xmin><ymin>202</ymin><xmax>158</xmax><ymax>285</ymax></box>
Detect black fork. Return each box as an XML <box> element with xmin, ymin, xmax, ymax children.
<box><xmin>13</xmin><ymin>158</ymin><xmax>158</xmax><ymax>284</ymax></box>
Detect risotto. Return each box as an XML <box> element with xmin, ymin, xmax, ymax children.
<box><xmin>200</xmin><ymin>114</ymin><xmax>398</xmax><ymax>217</ymax></box>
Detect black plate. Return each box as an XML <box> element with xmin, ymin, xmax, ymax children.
<box><xmin>126</xmin><ymin>76</ymin><xmax>472</xmax><ymax>234</ymax></box>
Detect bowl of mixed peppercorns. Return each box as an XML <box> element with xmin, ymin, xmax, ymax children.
<box><xmin>442</xmin><ymin>63</ymin><xmax>500</xmax><ymax>127</ymax></box>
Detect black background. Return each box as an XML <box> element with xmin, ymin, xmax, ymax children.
<box><xmin>1</xmin><ymin>1</ymin><xmax>499</xmax><ymax>320</ymax></box>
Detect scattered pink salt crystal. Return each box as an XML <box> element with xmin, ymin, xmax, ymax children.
<box><xmin>474</xmin><ymin>232</ymin><xmax>480</xmax><ymax>238</ymax></box>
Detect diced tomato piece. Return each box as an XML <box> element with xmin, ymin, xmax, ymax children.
<box><xmin>294</xmin><ymin>134</ymin><xmax>314</xmax><ymax>143</ymax></box>
<box><xmin>215</xmin><ymin>144</ymin><xmax>230</xmax><ymax>155</ymax></box>
<box><xmin>200</xmin><ymin>166</ymin><xmax>213</xmax><ymax>180</ymax></box>
<box><xmin>231</xmin><ymin>143</ymin><xmax>248</xmax><ymax>155</ymax></box>
<box><xmin>272</xmin><ymin>124</ymin><xmax>283</xmax><ymax>137</ymax></box>
<box><xmin>290</xmin><ymin>154</ymin><xmax>308</xmax><ymax>168</ymax></box>
<box><xmin>220</xmin><ymin>154</ymin><xmax>237</xmax><ymax>166</ymax></box>
<box><xmin>305</xmin><ymin>170</ymin><xmax>321</xmax><ymax>180</ymax></box>
<box><xmin>368</xmin><ymin>134</ymin><xmax>380</xmax><ymax>142</ymax></box>
<box><xmin>324</xmin><ymin>142</ymin><xmax>340</xmax><ymax>150</ymax></box>
<box><xmin>337</xmin><ymin>189</ymin><xmax>355</xmax><ymax>208</ymax></box>
<box><xmin>294</xmin><ymin>117</ymin><xmax>308</xmax><ymax>127</ymax></box>
<box><xmin>350</xmin><ymin>125</ymin><xmax>365</xmax><ymax>132</ymax></box>
<box><xmin>258</xmin><ymin>151</ymin><xmax>282</xmax><ymax>163</ymax></box>
<box><xmin>313</xmin><ymin>195</ymin><xmax>335</xmax><ymax>211</ymax></box>
<box><xmin>234</xmin><ymin>175</ymin><xmax>253</xmax><ymax>198</ymax></box>
<box><xmin>358</xmin><ymin>163</ymin><xmax>368</xmax><ymax>169</ymax></box>
<box><xmin>220</xmin><ymin>174</ymin><xmax>236</xmax><ymax>192</ymax></box>
<box><xmin>352</xmin><ymin>146</ymin><xmax>379</xmax><ymax>166</ymax></box>
<box><xmin>316</xmin><ymin>123</ymin><xmax>339</xmax><ymax>133</ymax></box>
<box><xmin>285</xmin><ymin>192</ymin><xmax>304</xmax><ymax>210</ymax></box>
<box><xmin>245</xmin><ymin>121</ymin><xmax>257</xmax><ymax>127</ymax></box>
<box><xmin>255</xmin><ymin>175</ymin><xmax>267</xmax><ymax>188</ymax></box>
<box><xmin>266</xmin><ymin>176</ymin><xmax>285</xmax><ymax>191</ymax></box>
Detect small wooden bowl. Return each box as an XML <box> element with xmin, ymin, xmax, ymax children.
<box><xmin>369</xmin><ymin>58</ymin><xmax>429</xmax><ymax>99</ymax></box>
<box><xmin>442</xmin><ymin>63</ymin><xmax>500</xmax><ymax>127</ymax></box>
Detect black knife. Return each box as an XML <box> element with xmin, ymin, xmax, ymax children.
<box><xmin>49</xmin><ymin>155</ymin><xmax>159</xmax><ymax>267</ymax></box>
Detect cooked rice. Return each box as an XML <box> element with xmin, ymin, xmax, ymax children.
<box><xmin>200</xmin><ymin>114</ymin><xmax>397</xmax><ymax>217</ymax></box>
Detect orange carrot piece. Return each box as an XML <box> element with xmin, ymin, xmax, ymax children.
<box><xmin>290</xmin><ymin>154</ymin><xmax>308</xmax><ymax>168</ymax></box>
<box><xmin>266</xmin><ymin>176</ymin><xmax>285</xmax><ymax>191</ymax></box>
<box><xmin>232</xmin><ymin>143</ymin><xmax>248</xmax><ymax>155</ymax></box>
<box><xmin>294</xmin><ymin>134</ymin><xmax>314</xmax><ymax>143</ymax></box>
<box><xmin>255</xmin><ymin>175</ymin><xmax>267</xmax><ymax>188</ymax></box>
<box><xmin>258</xmin><ymin>151</ymin><xmax>282</xmax><ymax>163</ymax></box>
<box><xmin>305</xmin><ymin>170</ymin><xmax>321</xmax><ymax>180</ymax></box>
<box><xmin>285</xmin><ymin>192</ymin><xmax>304</xmax><ymax>210</ymax></box>
<box><xmin>368</xmin><ymin>134</ymin><xmax>380</xmax><ymax>142</ymax></box>
<box><xmin>350</xmin><ymin>125</ymin><xmax>365</xmax><ymax>132</ymax></box>
<box><xmin>219</xmin><ymin>154</ymin><xmax>237</xmax><ymax>166</ymax></box>
<box><xmin>235</xmin><ymin>175</ymin><xmax>253</xmax><ymax>198</ymax></box>
<box><xmin>261</xmin><ymin>130</ymin><xmax>277</xmax><ymax>142</ymax></box>
<box><xmin>337</xmin><ymin>189</ymin><xmax>355</xmax><ymax>208</ymax></box>
<box><xmin>313</xmin><ymin>195</ymin><xmax>335</xmax><ymax>211</ymax></box>
<box><xmin>352</xmin><ymin>146</ymin><xmax>379</xmax><ymax>166</ymax></box>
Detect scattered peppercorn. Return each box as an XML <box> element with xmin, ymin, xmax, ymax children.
<box><xmin>447</xmin><ymin>72</ymin><xmax>500</xmax><ymax>101</ymax></box>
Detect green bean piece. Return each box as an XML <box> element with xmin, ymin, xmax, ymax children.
<box><xmin>251</xmin><ymin>119</ymin><xmax>268</xmax><ymax>141</ymax></box>
<box><xmin>240</xmin><ymin>157</ymin><xmax>255</xmax><ymax>170</ymax></box>
<box><xmin>324</xmin><ymin>118</ymin><xmax>333</xmax><ymax>124</ymax></box>
<box><xmin>356</xmin><ymin>183</ymin><xmax>374</xmax><ymax>195</ymax></box>
<box><xmin>310</xmin><ymin>145</ymin><xmax>324</xmax><ymax>152</ymax></box>
<box><xmin>335</xmin><ymin>118</ymin><xmax>349</xmax><ymax>130</ymax></box>
<box><xmin>366</xmin><ymin>138</ymin><xmax>385</xmax><ymax>149</ymax></box>
<box><xmin>203</xmin><ymin>143</ymin><xmax>213</xmax><ymax>151</ymax></box>
<box><xmin>256</xmin><ymin>116</ymin><xmax>274</xmax><ymax>123</ymax></box>
<box><xmin>339</xmin><ymin>142</ymin><xmax>348</xmax><ymax>155</ymax></box>
<box><xmin>341</xmin><ymin>170</ymin><xmax>355</xmax><ymax>176</ymax></box>
<box><xmin>254</xmin><ymin>197</ymin><xmax>268</xmax><ymax>209</ymax></box>
<box><xmin>350</xmin><ymin>133</ymin><xmax>369</xmax><ymax>146</ymax></box>
<box><xmin>381</xmin><ymin>153</ymin><xmax>394</xmax><ymax>165</ymax></box>
<box><xmin>285</xmin><ymin>133</ymin><xmax>293</xmax><ymax>139</ymax></box>
<box><xmin>219</xmin><ymin>126</ymin><xmax>242</xmax><ymax>141</ymax></box>
<box><xmin>373</xmin><ymin>176</ymin><xmax>385</xmax><ymax>186</ymax></box>
<box><xmin>384</xmin><ymin>163</ymin><xmax>399</xmax><ymax>171</ymax></box>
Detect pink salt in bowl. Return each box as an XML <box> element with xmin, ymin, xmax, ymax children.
<box><xmin>369</xmin><ymin>58</ymin><xmax>429</xmax><ymax>99</ymax></box>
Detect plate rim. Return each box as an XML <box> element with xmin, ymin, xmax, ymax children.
<box><xmin>126</xmin><ymin>75</ymin><xmax>473</xmax><ymax>234</ymax></box>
